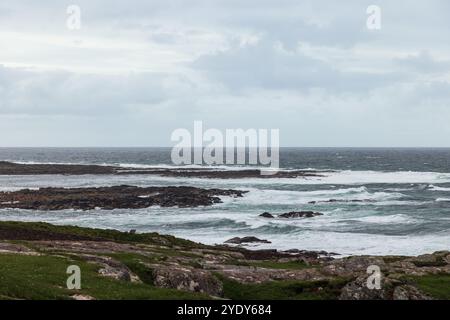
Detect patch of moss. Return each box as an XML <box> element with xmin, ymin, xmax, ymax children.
<box><xmin>224</xmin><ymin>259</ymin><xmax>312</xmax><ymax>270</ymax></box>
<box><xmin>216</xmin><ymin>274</ymin><xmax>349</xmax><ymax>300</ymax></box>
<box><xmin>108</xmin><ymin>253</ymin><xmax>158</xmax><ymax>285</ymax></box>
<box><xmin>248</xmin><ymin>260</ymin><xmax>310</xmax><ymax>270</ymax></box>
<box><xmin>406</xmin><ymin>274</ymin><xmax>450</xmax><ymax>299</ymax></box>
<box><xmin>382</xmin><ymin>256</ymin><xmax>407</xmax><ymax>263</ymax></box>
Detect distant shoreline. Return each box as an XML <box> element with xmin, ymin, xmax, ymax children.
<box><xmin>0</xmin><ymin>161</ymin><xmax>323</xmax><ymax>178</ymax></box>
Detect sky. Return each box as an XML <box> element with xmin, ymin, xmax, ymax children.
<box><xmin>1</xmin><ymin>0</ymin><xmax>450</xmax><ymax>147</ymax></box>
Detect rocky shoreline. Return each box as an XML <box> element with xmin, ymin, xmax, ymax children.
<box><xmin>0</xmin><ymin>161</ymin><xmax>449</xmax><ymax>300</ymax></box>
<box><xmin>0</xmin><ymin>221</ymin><xmax>448</xmax><ymax>300</ymax></box>
<box><xmin>0</xmin><ymin>161</ymin><xmax>323</xmax><ymax>179</ymax></box>
<box><xmin>0</xmin><ymin>185</ymin><xmax>247</xmax><ymax>210</ymax></box>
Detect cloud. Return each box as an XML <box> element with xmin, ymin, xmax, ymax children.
<box><xmin>395</xmin><ymin>51</ymin><xmax>450</xmax><ymax>74</ymax></box>
<box><xmin>193</xmin><ymin>38</ymin><xmax>407</xmax><ymax>93</ymax></box>
<box><xmin>0</xmin><ymin>65</ymin><xmax>187</xmax><ymax>116</ymax></box>
<box><xmin>1</xmin><ymin>1</ymin><xmax>450</xmax><ymax>146</ymax></box>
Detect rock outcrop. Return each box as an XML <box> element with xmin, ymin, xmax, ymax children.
<box><xmin>0</xmin><ymin>185</ymin><xmax>247</xmax><ymax>210</ymax></box>
<box><xmin>259</xmin><ymin>212</ymin><xmax>275</xmax><ymax>218</ymax></box>
<box><xmin>225</xmin><ymin>236</ymin><xmax>272</xmax><ymax>244</ymax></box>
<box><xmin>259</xmin><ymin>211</ymin><xmax>323</xmax><ymax>218</ymax></box>
<box><xmin>150</xmin><ymin>265</ymin><xmax>223</xmax><ymax>297</ymax></box>
<box><xmin>279</xmin><ymin>211</ymin><xmax>323</xmax><ymax>218</ymax></box>
<box><xmin>0</xmin><ymin>221</ymin><xmax>448</xmax><ymax>300</ymax></box>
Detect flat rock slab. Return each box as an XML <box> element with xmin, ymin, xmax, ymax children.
<box><xmin>0</xmin><ymin>185</ymin><xmax>246</xmax><ymax>210</ymax></box>
<box><xmin>225</xmin><ymin>236</ymin><xmax>272</xmax><ymax>244</ymax></box>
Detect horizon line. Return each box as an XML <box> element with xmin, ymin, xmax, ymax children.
<box><xmin>1</xmin><ymin>146</ymin><xmax>450</xmax><ymax>149</ymax></box>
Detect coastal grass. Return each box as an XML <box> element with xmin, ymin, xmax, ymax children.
<box><xmin>216</xmin><ymin>274</ymin><xmax>349</xmax><ymax>300</ymax></box>
<box><xmin>407</xmin><ymin>274</ymin><xmax>450</xmax><ymax>299</ymax></box>
<box><xmin>247</xmin><ymin>260</ymin><xmax>310</xmax><ymax>270</ymax></box>
<box><xmin>0</xmin><ymin>221</ymin><xmax>202</xmax><ymax>248</ymax></box>
<box><xmin>109</xmin><ymin>252</ymin><xmax>160</xmax><ymax>285</ymax></box>
<box><xmin>0</xmin><ymin>253</ymin><xmax>207</xmax><ymax>300</ymax></box>
<box><xmin>225</xmin><ymin>258</ymin><xmax>311</xmax><ymax>270</ymax></box>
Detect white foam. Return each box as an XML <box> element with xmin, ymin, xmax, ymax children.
<box><xmin>231</xmin><ymin>187</ymin><xmax>404</xmax><ymax>206</ymax></box>
<box><xmin>301</xmin><ymin>170</ymin><xmax>450</xmax><ymax>185</ymax></box>
<box><xmin>134</xmin><ymin>170</ymin><xmax>450</xmax><ymax>186</ymax></box>
<box><xmin>352</xmin><ymin>214</ymin><xmax>419</xmax><ymax>224</ymax></box>
<box><xmin>0</xmin><ymin>187</ymin><xmax>40</xmax><ymax>192</ymax></box>
<box><xmin>215</xmin><ymin>232</ymin><xmax>450</xmax><ymax>257</ymax></box>
<box><xmin>429</xmin><ymin>185</ymin><xmax>450</xmax><ymax>192</ymax></box>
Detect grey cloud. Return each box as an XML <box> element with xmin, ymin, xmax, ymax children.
<box><xmin>192</xmin><ymin>39</ymin><xmax>405</xmax><ymax>93</ymax></box>
<box><xmin>0</xmin><ymin>66</ymin><xmax>181</xmax><ymax>116</ymax></box>
<box><xmin>395</xmin><ymin>51</ymin><xmax>450</xmax><ymax>74</ymax></box>
<box><xmin>1</xmin><ymin>1</ymin><xmax>450</xmax><ymax>147</ymax></box>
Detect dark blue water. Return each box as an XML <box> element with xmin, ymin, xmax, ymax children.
<box><xmin>1</xmin><ymin>147</ymin><xmax>450</xmax><ymax>172</ymax></box>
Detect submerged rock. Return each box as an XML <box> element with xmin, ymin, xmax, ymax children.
<box><xmin>259</xmin><ymin>212</ymin><xmax>275</xmax><ymax>218</ymax></box>
<box><xmin>258</xmin><ymin>211</ymin><xmax>323</xmax><ymax>219</ymax></box>
<box><xmin>278</xmin><ymin>211</ymin><xmax>323</xmax><ymax>218</ymax></box>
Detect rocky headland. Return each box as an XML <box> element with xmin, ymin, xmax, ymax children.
<box><xmin>0</xmin><ymin>221</ymin><xmax>448</xmax><ymax>300</ymax></box>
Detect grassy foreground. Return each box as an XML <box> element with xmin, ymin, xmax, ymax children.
<box><xmin>0</xmin><ymin>221</ymin><xmax>449</xmax><ymax>300</ymax></box>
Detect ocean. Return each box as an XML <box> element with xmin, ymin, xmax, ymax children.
<box><xmin>1</xmin><ymin>147</ymin><xmax>449</xmax><ymax>256</ymax></box>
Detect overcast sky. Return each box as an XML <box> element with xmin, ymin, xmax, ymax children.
<box><xmin>1</xmin><ymin>0</ymin><xmax>450</xmax><ymax>147</ymax></box>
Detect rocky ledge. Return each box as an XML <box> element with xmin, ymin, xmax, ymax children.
<box><xmin>0</xmin><ymin>221</ymin><xmax>448</xmax><ymax>300</ymax></box>
<box><xmin>0</xmin><ymin>161</ymin><xmax>323</xmax><ymax>179</ymax></box>
<box><xmin>0</xmin><ymin>185</ymin><xmax>246</xmax><ymax>210</ymax></box>
<box><xmin>224</xmin><ymin>236</ymin><xmax>272</xmax><ymax>244</ymax></box>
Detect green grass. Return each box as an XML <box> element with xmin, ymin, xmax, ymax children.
<box><xmin>0</xmin><ymin>253</ymin><xmax>208</xmax><ymax>300</ymax></box>
<box><xmin>247</xmin><ymin>260</ymin><xmax>310</xmax><ymax>270</ymax></box>
<box><xmin>224</xmin><ymin>259</ymin><xmax>311</xmax><ymax>270</ymax></box>
<box><xmin>407</xmin><ymin>274</ymin><xmax>450</xmax><ymax>299</ymax></box>
<box><xmin>0</xmin><ymin>221</ymin><xmax>202</xmax><ymax>248</ymax></box>
<box><xmin>217</xmin><ymin>274</ymin><xmax>349</xmax><ymax>300</ymax></box>
<box><xmin>109</xmin><ymin>253</ymin><xmax>159</xmax><ymax>285</ymax></box>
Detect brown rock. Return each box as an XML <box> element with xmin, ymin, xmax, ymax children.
<box><xmin>151</xmin><ymin>265</ymin><xmax>223</xmax><ymax>297</ymax></box>
<box><xmin>392</xmin><ymin>285</ymin><xmax>433</xmax><ymax>300</ymax></box>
